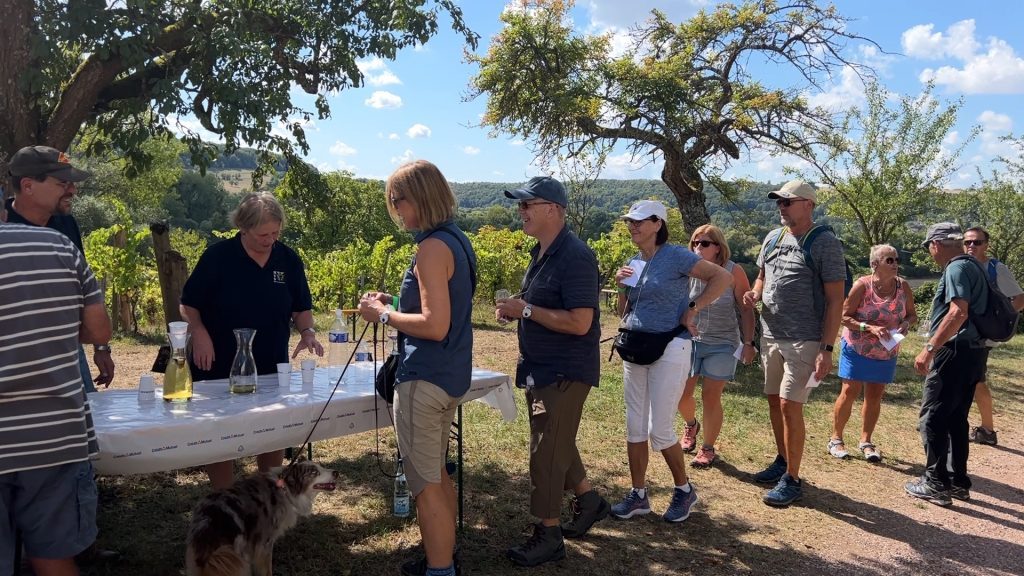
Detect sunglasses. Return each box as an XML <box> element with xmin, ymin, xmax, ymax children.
<box><xmin>517</xmin><ymin>200</ymin><xmax>554</xmax><ymax>210</ymax></box>
<box><xmin>964</xmin><ymin>240</ymin><xmax>987</xmax><ymax>247</ymax></box>
<box><xmin>882</xmin><ymin>256</ymin><xmax>900</xmax><ymax>265</ymax></box>
<box><xmin>690</xmin><ymin>240</ymin><xmax>720</xmax><ymax>248</ymax></box>
<box><xmin>625</xmin><ymin>216</ymin><xmax>659</xmax><ymax>227</ymax></box>
<box><xmin>775</xmin><ymin>198</ymin><xmax>809</xmax><ymax>208</ymax></box>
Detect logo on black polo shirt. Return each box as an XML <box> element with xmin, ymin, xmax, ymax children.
<box><xmin>273</xmin><ymin>270</ymin><xmax>286</xmax><ymax>284</ymax></box>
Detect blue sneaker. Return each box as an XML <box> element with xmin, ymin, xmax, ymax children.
<box><xmin>663</xmin><ymin>485</ymin><xmax>698</xmax><ymax>523</ymax></box>
<box><xmin>763</xmin><ymin>474</ymin><xmax>802</xmax><ymax>507</ymax></box>
<box><xmin>753</xmin><ymin>455</ymin><xmax>787</xmax><ymax>484</ymax></box>
<box><xmin>610</xmin><ymin>488</ymin><xmax>651</xmax><ymax>519</ymax></box>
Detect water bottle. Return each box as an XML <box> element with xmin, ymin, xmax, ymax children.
<box><xmin>393</xmin><ymin>461</ymin><xmax>411</xmax><ymax>518</ymax></box>
<box><xmin>328</xmin><ymin>309</ymin><xmax>348</xmax><ymax>382</ymax></box>
<box><xmin>355</xmin><ymin>341</ymin><xmax>371</xmax><ymax>362</ymax></box>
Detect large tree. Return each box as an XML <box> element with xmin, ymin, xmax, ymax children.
<box><xmin>0</xmin><ymin>0</ymin><xmax>475</xmax><ymax>171</ymax></box>
<box><xmin>795</xmin><ymin>80</ymin><xmax>975</xmax><ymax>252</ymax></box>
<box><xmin>468</xmin><ymin>0</ymin><xmax>873</xmax><ymax>232</ymax></box>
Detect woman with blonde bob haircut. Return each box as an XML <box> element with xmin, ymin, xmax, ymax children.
<box><xmin>678</xmin><ymin>224</ymin><xmax>756</xmax><ymax>468</ymax></box>
<box><xmin>360</xmin><ymin>160</ymin><xmax>477</xmax><ymax>576</ymax></box>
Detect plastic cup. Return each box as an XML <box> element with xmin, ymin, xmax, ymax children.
<box><xmin>300</xmin><ymin>359</ymin><xmax>315</xmax><ymax>386</ymax></box>
<box><xmin>276</xmin><ymin>362</ymin><xmax>291</xmax><ymax>386</ymax></box>
<box><xmin>495</xmin><ymin>289</ymin><xmax>511</xmax><ymax>325</ymax></box>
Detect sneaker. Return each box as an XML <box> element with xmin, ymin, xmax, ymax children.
<box><xmin>753</xmin><ymin>455</ymin><xmax>787</xmax><ymax>484</ymax></box>
<box><xmin>560</xmin><ymin>490</ymin><xmax>610</xmax><ymax>538</ymax></box>
<box><xmin>904</xmin><ymin>477</ymin><xmax>952</xmax><ymax>507</ymax></box>
<box><xmin>828</xmin><ymin>438</ymin><xmax>849</xmax><ymax>459</ymax></box>
<box><xmin>970</xmin><ymin>426</ymin><xmax>998</xmax><ymax>446</ymax></box>
<box><xmin>663</xmin><ymin>485</ymin><xmax>699</xmax><ymax>523</ymax></box>
<box><xmin>680</xmin><ymin>421</ymin><xmax>701</xmax><ymax>453</ymax></box>
<box><xmin>949</xmin><ymin>483</ymin><xmax>971</xmax><ymax>501</ymax></box>
<box><xmin>692</xmin><ymin>446</ymin><xmax>717</xmax><ymax>468</ymax></box>
<box><xmin>858</xmin><ymin>442</ymin><xmax>882</xmax><ymax>463</ymax></box>
<box><xmin>610</xmin><ymin>488</ymin><xmax>651</xmax><ymax>519</ymax></box>
<box><xmin>763</xmin><ymin>474</ymin><xmax>802</xmax><ymax>507</ymax></box>
<box><xmin>507</xmin><ymin>523</ymin><xmax>565</xmax><ymax>567</ymax></box>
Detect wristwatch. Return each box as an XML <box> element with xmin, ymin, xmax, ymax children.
<box><xmin>380</xmin><ymin>311</ymin><xmax>391</xmax><ymax>325</ymax></box>
<box><xmin>925</xmin><ymin>343</ymin><xmax>935</xmax><ymax>352</ymax></box>
<box><xmin>819</xmin><ymin>343</ymin><xmax>834</xmax><ymax>352</ymax></box>
<box><xmin>522</xmin><ymin>304</ymin><xmax>533</xmax><ymax>319</ymax></box>
<box><xmin>94</xmin><ymin>344</ymin><xmax>111</xmax><ymax>353</ymax></box>
<box><xmin>301</xmin><ymin>327</ymin><xmax>316</xmax><ymax>335</ymax></box>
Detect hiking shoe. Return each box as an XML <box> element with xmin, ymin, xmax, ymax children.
<box><xmin>507</xmin><ymin>523</ymin><xmax>565</xmax><ymax>567</ymax></box>
<box><xmin>904</xmin><ymin>477</ymin><xmax>952</xmax><ymax>507</ymax></box>
<box><xmin>763</xmin><ymin>474</ymin><xmax>802</xmax><ymax>507</ymax></box>
<box><xmin>692</xmin><ymin>446</ymin><xmax>717</xmax><ymax>468</ymax></box>
<box><xmin>753</xmin><ymin>455</ymin><xmax>787</xmax><ymax>484</ymax></box>
<box><xmin>610</xmin><ymin>488</ymin><xmax>651</xmax><ymax>519</ymax></box>
<box><xmin>400</xmin><ymin>548</ymin><xmax>462</xmax><ymax>576</ymax></box>
<box><xmin>970</xmin><ymin>426</ymin><xmax>998</xmax><ymax>446</ymax></box>
<box><xmin>680</xmin><ymin>421</ymin><xmax>701</xmax><ymax>453</ymax></box>
<box><xmin>858</xmin><ymin>442</ymin><xmax>882</xmax><ymax>463</ymax></box>
<box><xmin>949</xmin><ymin>483</ymin><xmax>971</xmax><ymax>501</ymax></box>
<box><xmin>663</xmin><ymin>485</ymin><xmax>699</xmax><ymax>523</ymax></box>
<box><xmin>560</xmin><ymin>490</ymin><xmax>610</xmax><ymax>538</ymax></box>
<box><xmin>828</xmin><ymin>438</ymin><xmax>848</xmax><ymax>459</ymax></box>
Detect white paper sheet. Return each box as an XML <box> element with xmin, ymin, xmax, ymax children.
<box><xmin>621</xmin><ymin>259</ymin><xmax>646</xmax><ymax>287</ymax></box>
<box><xmin>881</xmin><ymin>329</ymin><xmax>905</xmax><ymax>351</ymax></box>
<box><xmin>806</xmin><ymin>374</ymin><xmax>821</xmax><ymax>389</ymax></box>
<box><xmin>733</xmin><ymin>344</ymin><xmax>745</xmax><ymax>360</ymax></box>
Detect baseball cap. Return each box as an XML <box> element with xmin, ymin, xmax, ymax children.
<box><xmin>8</xmin><ymin>146</ymin><xmax>92</xmax><ymax>182</ymax></box>
<box><xmin>921</xmin><ymin>222</ymin><xmax>963</xmax><ymax>248</ymax></box>
<box><xmin>504</xmin><ymin>176</ymin><xmax>568</xmax><ymax>207</ymax></box>
<box><xmin>622</xmin><ymin>199</ymin><xmax>668</xmax><ymax>222</ymax></box>
<box><xmin>767</xmin><ymin>179</ymin><xmax>817</xmax><ymax>203</ymax></box>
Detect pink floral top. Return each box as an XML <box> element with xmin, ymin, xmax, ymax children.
<box><xmin>842</xmin><ymin>276</ymin><xmax>909</xmax><ymax>360</ymax></box>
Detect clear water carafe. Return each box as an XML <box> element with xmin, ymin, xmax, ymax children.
<box><xmin>229</xmin><ymin>328</ymin><xmax>257</xmax><ymax>394</ymax></box>
<box><xmin>164</xmin><ymin>321</ymin><xmax>193</xmax><ymax>402</ymax></box>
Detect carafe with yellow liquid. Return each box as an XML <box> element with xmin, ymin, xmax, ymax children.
<box><xmin>229</xmin><ymin>328</ymin><xmax>257</xmax><ymax>394</ymax></box>
<box><xmin>164</xmin><ymin>321</ymin><xmax>193</xmax><ymax>402</ymax></box>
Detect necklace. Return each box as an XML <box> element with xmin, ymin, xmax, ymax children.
<box><xmin>871</xmin><ymin>275</ymin><xmax>897</xmax><ymax>298</ymax></box>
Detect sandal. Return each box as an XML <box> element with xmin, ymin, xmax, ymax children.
<box><xmin>828</xmin><ymin>438</ymin><xmax>849</xmax><ymax>459</ymax></box>
<box><xmin>859</xmin><ymin>442</ymin><xmax>882</xmax><ymax>463</ymax></box>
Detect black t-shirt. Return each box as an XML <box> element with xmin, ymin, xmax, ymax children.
<box><xmin>180</xmin><ymin>233</ymin><xmax>313</xmax><ymax>380</ymax></box>
<box><xmin>4</xmin><ymin>197</ymin><xmax>86</xmax><ymax>256</ymax></box>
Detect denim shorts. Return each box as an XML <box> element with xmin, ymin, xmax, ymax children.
<box><xmin>0</xmin><ymin>460</ymin><xmax>97</xmax><ymax>571</ymax></box>
<box><xmin>690</xmin><ymin>341</ymin><xmax>739</xmax><ymax>381</ymax></box>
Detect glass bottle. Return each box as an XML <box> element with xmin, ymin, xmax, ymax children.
<box><xmin>164</xmin><ymin>321</ymin><xmax>193</xmax><ymax>402</ymax></box>
<box><xmin>229</xmin><ymin>328</ymin><xmax>257</xmax><ymax>394</ymax></box>
<box><xmin>393</xmin><ymin>459</ymin><xmax>411</xmax><ymax>518</ymax></box>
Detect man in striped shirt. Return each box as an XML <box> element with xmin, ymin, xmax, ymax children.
<box><xmin>0</xmin><ymin>223</ymin><xmax>112</xmax><ymax>576</ymax></box>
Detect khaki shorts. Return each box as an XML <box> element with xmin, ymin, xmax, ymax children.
<box><xmin>394</xmin><ymin>379</ymin><xmax>462</xmax><ymax>496</ymax></box>
<box><xmin>761</xmin><ymin>338</ymin><xmax>819</xmax><ymax>404</ymax></box>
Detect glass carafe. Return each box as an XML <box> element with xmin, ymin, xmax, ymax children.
<box><xmin>229</xmin><ymin>328</ymin><xmax>257</xmax><ymax>394</ymax></box>
<box><xmin>164</xmin><ymin>321</ymin><xmax>193</xmax><ymax>402</ymax></box>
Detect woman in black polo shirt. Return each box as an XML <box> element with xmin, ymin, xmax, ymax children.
<box><xmin>180</xmin><ymin>192</ymin><xmax>323</xmax><ymax>489</ymax></box>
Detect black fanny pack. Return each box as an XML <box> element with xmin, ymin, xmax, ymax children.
<box><xmin>612</xmin><ymin>324</ymin><xmax>687</xmax><ymax>365</ymax></box>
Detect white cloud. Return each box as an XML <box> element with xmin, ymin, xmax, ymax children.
<box><xmin>903</xmin><ymin>20</ymin><xmax>1024</xmax><ymax>94</ymax></box>
<box><xmin>977</xmin><ymin>111</ymin><xmax>1015</xmax><ymax>157</ymax></box>
<box><xmin>509</xmin><ymin>139</ymin><xmax>526</xmax><ymax>147</ymax></box>
<box><xmin>806</xmin><ymin>66</ymin><xmax>865</xmax><ymax>111</ymax></box>
<box><xmin>600</xmin><ymin>151</ymin><xmax>662</xmax><ymax>179</ymax></box>
<box><xmin>585</xmin><ymin>0</ymin><xmax>700</xmax><ymax>30</ymax></box>
<box><xmin>942</xmin><ymin>131</ymin><xmax>960</xmax><ymax>146</ymax></box>
<box><xmin>364</xmin><ymin>91</ymin><xmax>403</xmax><ymax>109</ymax></box>
<box><xmin>359</xmin><ymin>59</ymin><xmax>402</xmax><ymax>86</ymax></box>
<box><xmin>406</xmin><ymin>124</ymin><xmax>432</xmax><ymax>139</ymax></box>
<box><xmin>462</xmin><ymin>146</ymin><xmax>480</xmax><ymax>155</ymax></box>
<box><xmin>390</xmin><ymin>149</ymin><xmax>416</xmax><ymax>165</ymax></box>
<box><xmin>978</xmin><ymin>111</ymin><xmax>1012</xmax><ymax>132</ymax></box>
<box><xmin>389</xmin><ymin>133</ymin><xmax>400</xmax><ymax>140</ymax></box>
<box><xmin>329</xmin><ymin>140</ymin><xmax>357</xmax><ymax>157</ymax></box>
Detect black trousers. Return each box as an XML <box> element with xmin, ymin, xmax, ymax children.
<box><xmin>919</xmin><ymin>341</ymin><xmax>987</xmax><ymax>488</ymax></box>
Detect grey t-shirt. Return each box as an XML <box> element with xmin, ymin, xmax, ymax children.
<box><xmin>985</xmin><ymin>260</ymin><xmax>1023</xmax><ymax>348</ymax></box>
<box><xmin>757</xmin><ymin>226</ymin><xmax>846</xmax><ymax>341</ymax></box>
<box><xmin>623</xmin><ymin>244</ymin><xmax>700</xmax><ymax>333</ymax></box>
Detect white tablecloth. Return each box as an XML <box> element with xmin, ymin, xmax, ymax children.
<box><xmin>89</xmin><ymin>367</ymin><xmax>516</xmax><ymax>475</ymax></box>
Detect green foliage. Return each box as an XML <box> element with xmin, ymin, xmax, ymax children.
<box><xmin>468</xmin><ymin>0</ymin><xmax>872</xmax><ymax>231</ymax></box>
<box><xmin>468</xmin><ymin>227</ymin><xmax>533</xmax><ymax>298</ymax></box>
<box><xmin>302</xmin><ymin>237</ymin><xmax>414</xmax><ymax>313</ymax></box>
<box><xmin>169</xmin><ymin>228</ymin><xmax>207</xmax><ymax>272</ymax></box>
<box><xmin>587</xmin><ymin>222</ymin><xmax>636</xmax><ymax>288</ymax></box>
<box><xmin>164</xmin><ymin>171</ymin><xmax>232</xmax><ymax>233</ymax></box>
<box><xmin>914</xmin><ymin>281</ymin><xmax>937</xmax><ymax>328</ymax></box>
<box><xmin>798</xmin><ymin>81</ymin><xmax>975</xmax><ymax>255</ymax></box>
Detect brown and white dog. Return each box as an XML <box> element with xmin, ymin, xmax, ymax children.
<box><xmin>185</xmin><ymin>461</ymin><xmax>339</xmax><ymax>576</ymax></box>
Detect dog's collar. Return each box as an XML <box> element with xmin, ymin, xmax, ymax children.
<box><xmin>276</xmin><ymin>478</ymin><xmax>286</xmax><ymax>489</ymax></box>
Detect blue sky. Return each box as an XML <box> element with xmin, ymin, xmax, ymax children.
<box><xmin>176</xmin><ymin>1</ymin><xmax>1024</xmax><ymax>186</ymax></box>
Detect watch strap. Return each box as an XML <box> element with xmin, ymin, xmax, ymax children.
<box><xmin>93</xmin><ymin>344</ymin><xmax>111</xmax><ymax>353</ymax></box>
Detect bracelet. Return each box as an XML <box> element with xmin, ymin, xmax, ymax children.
<box><xmin>392</xmin><ymin>295</ymin><xmax>399</xmax><ymax>309</ymax></box>
<box><xmin>859</xmin><ymin>322</ymin><xmax>866</xmax><ymax>332</ymax></box>
<box><xmin>93</xmin><ymin>344</ymin><xmax>111</xmax><ymax>353</ymax></box>
<box><xmin>301</xmin><ymin>327</ymin><xmax>316</xmax><ymax>335</ymax></box>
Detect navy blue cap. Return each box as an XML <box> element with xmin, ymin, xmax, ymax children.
<box><xmin>504</xmin><ymin>176</ymin><xmax>567</xmax><ymax>207</ymax></box>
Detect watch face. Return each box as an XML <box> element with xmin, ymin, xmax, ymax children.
<box><xmin>522</xmin><ymin>305</ymin><xmax>532</xmax><ymax>318</ymax></box>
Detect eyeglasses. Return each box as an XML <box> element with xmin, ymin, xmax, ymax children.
<box><xmin>517</xmin><ymin>200</ymin><xmax>554</xmax><ymax>210</ymax></box>
<box><xmin>48</xmin><ymin>177</ymin><xmax>75</xmax><ymax>193</ymax></box>
<box><xmin>882</xmin><ymin>256</ymin><xmax>900</xmax><ymax>265</ymax></box>
<box><xmin>389</xmin><ymin>195</ymin><xmax>406</xmax><ymax>207</ymax></box>
<box><xmin>964</xmin><ymin>240</ymin><xmax>987</xmax><ymax>247</ymax></box>
<box><xmin>775</xmin><ymin>198</ymin><xmax>808</xmax><ymax>208</ymax></box>
<box><xmin>690</xmin><ymin>240</ymin><xmax>720</xmax><ymax>248</ymax></box>
<box><xmin>624</xmin><ymin>216</ymin><xmax>658</xmax><ymax>228</ymax></box>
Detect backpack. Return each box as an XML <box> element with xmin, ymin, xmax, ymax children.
<box><xmin>950</xmin><ymin>255</ymin><xmax>1020</xmax><ymax>342</ymax></box>
<box><xmin>765</xmin><ymin>225</ymin><xmax>854</xmax><ymax>296</ymax></box>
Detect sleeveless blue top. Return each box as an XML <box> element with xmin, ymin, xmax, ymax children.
<box><xmin>396</xmin><ymin>221</ymin><xmax>477</xmax><ymax>397</ymax></box>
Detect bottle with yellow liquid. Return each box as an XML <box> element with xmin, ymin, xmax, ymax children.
<box><xmin>164</xmin><ymin>321</ymin><xmax>193</xmax><ymax>402</ymax></box>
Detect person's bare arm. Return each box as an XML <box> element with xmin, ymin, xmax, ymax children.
<box><xmin>80</xmin><ymin>302</ymin><xmax>112</xmax><ymax>345</ymax></box>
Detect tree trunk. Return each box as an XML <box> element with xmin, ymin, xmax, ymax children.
<box><xmin>0</xmin><ymin>0</ymin><xmax>40</xmax><ymax>168</ymax></box>
<box><xmin>150</xmin><ymin>222</ymin><xmax>188</xmax><ymax>327</ymax></box>
<box><xmin>661</xmin><ymin>155</ymin><xmax>710</xmax><ymax>234</ymax></box>
<box><xmin>112</xmin><ymin>228</ymin><xmax>132</xmax><ymax>331</ymax></box>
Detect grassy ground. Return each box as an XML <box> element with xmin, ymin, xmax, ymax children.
<box><xmin>85</xmin><ymin>309</ymin><xmax>1024</xmax><ymax>575</ymax></box>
